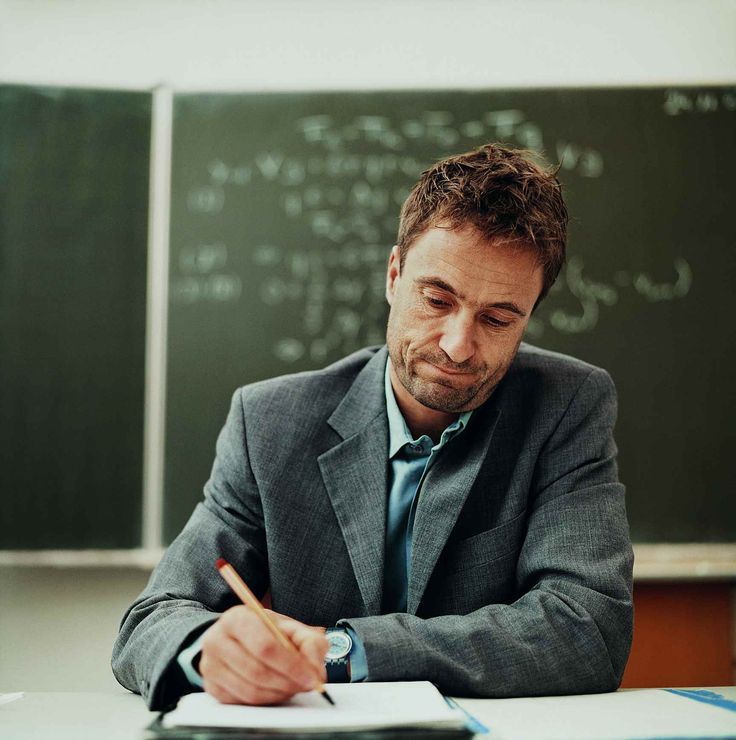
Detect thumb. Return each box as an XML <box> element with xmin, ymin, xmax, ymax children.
<box><xmin>269</xmin><ymin>612</ymin><xmax>329</xmax><ymax>681</ymax></box>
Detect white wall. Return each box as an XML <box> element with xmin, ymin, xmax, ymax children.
<box><xmin>1</xmin><ymin>0</ymin><xmax>734</xmax><ymax>693</ymax></box>
<box><xmin>0</xmin><ymin>566</ymin><xmax>151</xmax><ymax>691</ymax></box>
<box><xmin>1</xmin><ymin>0</ymin><xmax>735</xmax><ymax>91</ymax></box>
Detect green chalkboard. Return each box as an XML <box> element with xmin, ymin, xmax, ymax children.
<box><xmin>165</xmin><ymin>87</ymin><xmax>736</xmax><ymax>545</ymax></box>
<box><xmin>0</xmin><ymin>85</ymin><xmax>150</xmax><ymax>548</ymax></box>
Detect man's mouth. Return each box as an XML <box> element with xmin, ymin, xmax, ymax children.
<box><xmin>423</xmin><ymin>360</ymin><xmax>478</xmax><ymax>378</ymax></box>
<box><xmin>432</xmin><ymin>364</ymin><xmax>470</xmax><ymax>375</ymax></box>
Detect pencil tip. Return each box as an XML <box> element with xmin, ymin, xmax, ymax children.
<box><xmin>215</xmin><ymin>558</ymin><xmax>226</xmax><ymax>570</ymax></box>
<box><xmin>323</xmin><ymin>690</ymin><xmax>335</xmax><ymax>706</ymax></box>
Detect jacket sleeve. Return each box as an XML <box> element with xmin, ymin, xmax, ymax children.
<box><xmin>340</xmin><ymin>368</ymin><xmax>634</xmax><ymax>697</ymax></box>
<box><xmin>111</xmin><ymin>389</ymin><xmax>268</xmax><ymax>710</ymax></box>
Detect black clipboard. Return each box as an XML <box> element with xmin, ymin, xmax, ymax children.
<box><xmin>144</xmin><ymin>713</ymin><xmax>475</xmax><ymax>740</ymax></box>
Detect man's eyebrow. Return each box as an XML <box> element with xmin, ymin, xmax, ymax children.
<box><xmin>414</xmin><ymin>276</ymin><xmax>527</xmax><ymax>318</ymax></box>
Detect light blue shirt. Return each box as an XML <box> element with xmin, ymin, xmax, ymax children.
<box><xmin>380</xmin><ymin>360</ymin><xmax>472</xmax><ymax>613</ymax></box>
<box><xmin>177</xmin><ymin>357</ymin><xmax>471</xmax><ymax>688</ymax></box>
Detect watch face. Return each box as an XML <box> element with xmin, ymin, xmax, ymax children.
<box><xmin>326</xmin><ymin>630</ymin><xmax>353</xmax><ymax>660</ymax></box>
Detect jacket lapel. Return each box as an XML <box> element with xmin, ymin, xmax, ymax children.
<box><xmin>318</xmin><ymin>348</ymin><xmax>389</xmax><ymax>616</ymax></box>
<box><xmin>407</xmin><ymin>402</ymin><xmax>503</xmax><ymax>614</ymax></box>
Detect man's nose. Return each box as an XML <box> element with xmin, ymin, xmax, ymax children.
<box><xmin>438</xmin><ymin>313</ymin><xmax>476</xmax><ymax>365</ymax></box>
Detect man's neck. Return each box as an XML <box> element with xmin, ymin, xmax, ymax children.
<box><xmin>388</xmin><ymin>363</ymin><xmax>458</xmax><ymax>443</ymax></box>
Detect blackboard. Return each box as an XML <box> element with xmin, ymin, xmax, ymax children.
<box><xmin>0</xmin><ymin>85</ymin><xmax>151</xmax><ymax>548</ymax></box>
<box><xmin>165</xmin><ymin>86</ymin><xmax>736</xmax><ymax>545</ymax></box>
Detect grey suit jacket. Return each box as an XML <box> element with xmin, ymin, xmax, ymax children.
<box><xmin>112</xmin><ymin>344</ymin><xmax>634</xmax><ymax>710</ymax></box>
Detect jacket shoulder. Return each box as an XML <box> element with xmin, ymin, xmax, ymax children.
<box><xmin>514</xmin><ymin>342</ymin><xmax>608</xmax><ymax>377</ymax></box>
<box><xmin>233</xmin><ymin>346</ymin><xmax>382</xmax><ymax>418</ymax></box>
<box><xmin>508</xmin><ymin>343</ymin><xmax>616</xmax><ymax>406</ymax></box>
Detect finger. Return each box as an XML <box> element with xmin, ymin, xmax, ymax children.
<box><xmin>202</xmin><ymin>632</ymin><xmax>298</xmax><ymax>704</ymax></box>
<box><xmin>216</xmin><ymin>632</ymin><xmax>309</xmax><ymax>695</ymax></box>
<box><xmin>204</xmin><ymin>666</ymin><xmax>291</xmax><ymax>706</ymax></box>
<box><xmin>278</xmin><ymin>621</ymin><xmax>329</xmax><ymax>681</ymax></box>
<box><xmin>217</xmin><ymin>659</ymin><xmax>293</xmax><ymax>705</ymax></box>
<box><xmin>203</xmin><ymin>675</ymin><xmax>241</xmax><ymax>705</ymax></box>
<box><xmin>224</xmin><ymin>609</ymin><xmax>321</xmax><ymax>690</ymax></box>
<box><xmin>201</xmin><ymin>622</ymin><xmax>308</xmax><ymax>695</ymax></box>
<box><xmin>265</xmin><ymin>611</ymin><xmax>329</xmax><ymax>678</ymax></box>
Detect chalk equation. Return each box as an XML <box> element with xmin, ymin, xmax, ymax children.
<box><xmin>170</xmin><ymin>99</ymin><xmax>704</xmax><ymax>363</ymax></box>
<box><xmin>169</xmin><ymin>234</ymin><xmax>693</xmax><ymax>362</ymax></box>
<box><xmin>170</xmin><ymin>273</ymin><xmax>242</xmax><ymax>304</ymax></box>
<box><xmin>185</xmin><ymin>107</ymin><xmax>604</xmax><ymax>224</ymax></box>
<box><xmin>528</xmin><ymin>256</ymin><xmax>693</xmax><ymax>339</ymax></box>
<box><xmin>170</xmin><ymin>242</ymin><xmax>242</xmax><ymax>304</ymax></box>
<box><xmin>664</xmin><ymin>88</ymin><xmax>736</xmax><ymax>116</ymax></box>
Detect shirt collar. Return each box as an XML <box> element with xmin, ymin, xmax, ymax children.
<box><xmin>384</xmin><ymin>358</ymin><xmax>472</xmax><ymax>459</ymax></box>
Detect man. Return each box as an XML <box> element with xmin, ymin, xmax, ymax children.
<box><xmin>112</xmin><ymin>144</ymin><xmax>634</xmax><ymax>710</ymax></box>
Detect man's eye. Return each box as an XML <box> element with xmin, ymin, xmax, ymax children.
<box><xmin>483</xmin><ymin>315</ymin><xmax>511</xmax><ymax>328</ymax></box>
<box><xmin>425</xmin><ymin>296</ymin><xmax>450</xmax><ymax>308</ymax></box>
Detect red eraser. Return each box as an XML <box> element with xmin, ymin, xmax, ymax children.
<box><xmin>215</xmin><ymin>558</ymin><xmax>227</xmax><ymax>570</ymax></box>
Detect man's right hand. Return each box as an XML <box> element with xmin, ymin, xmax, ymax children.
<box><xmin>199</xmin><ymin>606</ymin><xmax>329</xmax><ymax>705</ymax></box>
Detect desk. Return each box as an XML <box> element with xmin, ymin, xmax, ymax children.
<box><xmin>2</xmin><ymin>688</ymin><xmax>735</xmax><ymax>739</ymax></box>
<box><xmin>461</xmin><ymin>687</ymin><xmax>736</xmax><ymax>738</ymax></box>
<box><xmin>2</xmin><ymin>691</ymin><xmax>155</xmax><ymax>740</ymax></box>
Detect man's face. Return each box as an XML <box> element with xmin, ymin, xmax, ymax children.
<box><xmin>385</xmin><ymin>224</ymin><xmax>543</xmax><ymax>416</ymax></box>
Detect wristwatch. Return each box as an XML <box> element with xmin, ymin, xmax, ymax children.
<box><xmin>325</xmin><ymin>627</ymin><xmax>353</xmax><ymax>682</ymax></box>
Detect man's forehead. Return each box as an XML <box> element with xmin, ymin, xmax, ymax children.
<box><xmin>405</xmin><ymin>225</ymin><xmax>543</xmax><ymax>299</ymax></box>
<box><xmin>407</xmin><ymin>227</ymin><xmax>541</xmax><ymax>278</ymax></box>
<box><xmin>422</xmin><ymin>220</ymin><xmax>528</xmax><ymax>248</ymax></box>
<box><xmin>408</xmin><ymin>223</ymin><xmax>537</xmax><ymax>261</ymax></box>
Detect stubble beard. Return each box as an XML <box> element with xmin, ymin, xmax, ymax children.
<box><xmin>387</xmin><ymin>333</ymin><xmax>522</xmax><ymax>414</ymax></box>
<box><xmin>388</xmin><ymin>345</ymin><xmax>498</xmax><ymax>414</ymax></box>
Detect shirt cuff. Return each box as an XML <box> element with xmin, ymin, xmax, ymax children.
<box><xmin>177</xmin><ymin>633</ymin><xmax>205</xmax><ymax>689</ymax></box>
<box><xmin>344</xmin><ymin>626</ymin><xmax>368</xmax><ymax>682</ymax></box>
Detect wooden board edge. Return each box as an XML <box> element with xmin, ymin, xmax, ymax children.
<box><xmin>0</xmin><ymin>549</ymin><xmax>165</xmax><ymax>568</ymax></box>
<box><xmin>1</xmin><ymin>544</ymin><xmax>736</xmax><ymax>579</ymax></box>
<box><xmin>633</xmin><ymin>544</ymin><xmax>736</xmax><ymax>580</ymax></box>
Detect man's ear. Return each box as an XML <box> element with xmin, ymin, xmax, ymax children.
<box><xmin>385</xmin><ymin>245</ymin><xmax>401</xmax><ymax>306</ymax></box>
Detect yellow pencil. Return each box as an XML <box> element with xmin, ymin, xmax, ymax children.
<box><xmin>215</xmin><ymin>558</ymin><xmax>334</xmax><ymax>706</ymax></box>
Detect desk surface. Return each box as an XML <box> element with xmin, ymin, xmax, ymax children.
<box><xmin>2</xmin><ymin>691</ymin><xmax>154</xmax><ymax>739</ymax></box>
<box><xmin>2</xmin><ymin>688</ymin><xmax>735</xmax><ymax>739</ymax></box>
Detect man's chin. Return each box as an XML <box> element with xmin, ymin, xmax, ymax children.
<box><xmin>410</xmin><ymin>382</ymin><xmax>478</xmax><ymax>414</ymax></box>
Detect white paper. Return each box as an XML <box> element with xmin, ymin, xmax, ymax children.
<box><xmin>163</xmin><ymin>681</ymin><xmax>467</xmax><ymax>732</ymax></box>
<box><xmin>458</xmin><ymin>688</ymin><xmax>736</xmax><ymax>739</ymax></box>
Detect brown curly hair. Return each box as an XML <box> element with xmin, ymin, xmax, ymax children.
<box><xmin>397</xmin><ymin>144</ymin><xmax>568</xmax><ymax>305</ymax></box>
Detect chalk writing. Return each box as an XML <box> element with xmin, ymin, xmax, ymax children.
<box><xmin>633</xmin><ymin>257</ymin><xmax>692</xmax><ymax>302</ymax></box>
<box><xmin>170</xmin><ymin>274</ymin><xmax>242</xmax><ymax>304</ymax></box>
<box><xmin>547</xmin><ymin>256</ymin><xmax>692</xmax><ymax>336</ymax></box>
<box><xmin>172</xmin><ymin>103</ymin><xmax>697</xmax><ymax>364</ymax></box>
<box><xmin>663</xmin><ymin>88</ymin><xmax>736</xmax><ymax>116</ymax></box>
<box><xmin>187</xmin><ymin>185</ymin><xmax>224</xmax><ymax>213</ymax></box>
<box><xmin>178</xmin><ymin>243</ymin><xmax>228</xmax><ymax>274</ymax></box>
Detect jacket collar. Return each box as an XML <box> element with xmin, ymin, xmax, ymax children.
<box><xmin>325</xmin><ymin>346</ymin><xmax>388</xmax><ymax>440</ymax></box>
<box><xmin>318</xmin><ymin>347</ymin><xmax>390</xmax><ymax>615</ymax></box>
